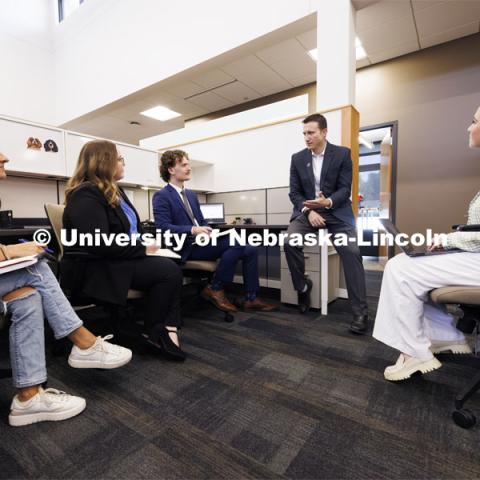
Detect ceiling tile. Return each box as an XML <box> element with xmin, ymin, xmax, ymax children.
<box><xmin>411</xmin><ymin>0</ymin><xmax>444</xmax><ymax>12</ymax></box>
<box><xmin>220</xmin><ymin>55</ymin><xmax>292</xmax><ymax>95</ymax></box>
<box><xmin>296</xmin><ymin>28</ymin><xmax>316</xmax><ymax>50</ymax></box>
<box><xmin>359</xmin><ymin>15</ymin><xmax>418</xmax><ymax>54</ymax></box>
<box><xmin>267</xmin><ymin>54</ymin><xmax>316</xmax><ymax>84</ymax></box>
<box><xmin>190</xmin><ymin>69</ymin><xmax>236</xmax><ymax>89</ymax></box>
<box><xmin>163</xmin><ymin>82</ymin><xmax>205</xmax><ymax>99</ymax></box>
<box><xmin>187</xmin><ymin>91</ymin><xmax>234</xmax><ymax>111</ymax></box>
<box><xmin>213</xmin><ymin>81</ymin><xmax>261</xmax><ymax>103</ymax></box>
<box><xmin>419</xmin><ymin>21</ymin><xmax>479</xmax><ymax>49</ymax></box>
<box><xmin>414</xmin><ymin>0</ymin><xmax>480</xmax><ymax>39</ymax></box>
<box><xmin>356</xmin><ymin>57</ymin><xmax>371</xmax><ymax>69</ymax></box>
<box><xmin>356</xmin><ymin>0</ymin><xmax>413</xmax><ymax>32</ymax></box>
<box><xmin>256</xmin><ymin>38</ymin><xmax>307</xmax><ymax>64</ymax></box>
<box><xmin>352</xmin><ymin>0</ymin><xmax>382</xmax><ymax>10</ymax></box>
<box><xmin>368</xmin><ymin>40</ymin><xmax>419</xmax><ymax>63</ymax></box>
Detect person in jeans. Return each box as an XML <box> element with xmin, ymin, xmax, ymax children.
<box><xmin>0</xmin><ymin>152</ymin><xmax>132</xmax><ymax>427</ymax></box>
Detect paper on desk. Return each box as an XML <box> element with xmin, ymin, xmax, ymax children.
<box><xmin>192</xmin><ymin>228</ymin><xmax>236</xmax><ymax>245</ymax></box>
<box><xmin>146</xmin><ymin>248</ymin><xmax>181</xmax><ymax>259</ymax></box>
<box><xmin>0</xmin><ymin>255</ymin><xmax>38</xmax><ymax>275</ymax></box>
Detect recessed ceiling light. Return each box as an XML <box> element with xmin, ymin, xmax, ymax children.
<box><xmin>140</xmin><ymin>106</ymin><xmax>181</xmax><ymax>121</ymax></box>
<box><xmin>129</xmin><ymin>120</ymin><xmax>141</xmax><ymax>126</ymax></box>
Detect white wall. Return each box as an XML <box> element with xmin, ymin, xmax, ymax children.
<box><xmin>0</xmin><ymin>0</ymin><xmax>56</xmax><ymax>124</ymax></box>
<box><xmin>52</xmin><ymin>0</ymin><xmax>315</xmax><ymax>125</ymax></box>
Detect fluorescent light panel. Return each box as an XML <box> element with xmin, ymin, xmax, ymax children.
<box><xmin>140</xmin><ymin>106</ymin><xmax>181</xmax><ymax>121</ymax></box>
<box><xmin>308</xmin><ymin>38</ymin><xmax>368</xmax><ymax>61</ymax></box>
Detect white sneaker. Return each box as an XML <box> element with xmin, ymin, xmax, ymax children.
<box><xmin>68</xmin><ymin>334</ymin><xmax>132</xmax><ymax>369</ymax></box>
<box><xmin>384</xmin><ymin>354</ymin><xmax>442</xmax><ymax>381</ymax></box>
<box><xmin>430</xmin><ymin>340</ymin><xmax>472</xmax><ymax>354</ymax></box>
<box><xmin>9</xmin><ymin>388</ymin><xmax>86</xmax><ymax>427</ymax></box>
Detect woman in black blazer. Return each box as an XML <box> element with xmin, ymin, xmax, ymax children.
<box><xmin>63</xmin><ymin>139</ymin><xmax>185</xmax><ymax>360</ymax></box>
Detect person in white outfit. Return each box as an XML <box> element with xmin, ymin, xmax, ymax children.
<box><xmin>373</xmin><ymin>106</ymin><xmax>480</xmax><ymax>381</ymax></box>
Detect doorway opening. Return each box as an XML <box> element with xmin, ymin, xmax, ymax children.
<box><xmin>357</xmin><ymin>121</ymin><xmax>398</xmax><ymax>271</ymax></box>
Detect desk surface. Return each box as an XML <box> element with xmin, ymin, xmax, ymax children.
<box><xmin>0</xmin><ymin>226</ymin><xmax>51</xmax><ymax>238</ymax></box>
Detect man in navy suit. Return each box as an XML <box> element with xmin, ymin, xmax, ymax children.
<box><xmin>152</xmin><ymin>150</ymin><xmax>276</xmax><ymax>313</ymax></box>
<box><xmin>285</xmin><ymin>113</ymin><xmax>368</xmax><ymax>334</ymax></box>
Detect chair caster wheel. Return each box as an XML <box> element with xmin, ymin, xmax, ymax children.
<box><xmin>224</xmin><ymin>313</ymin><xmax>234</xmax><ymax>323</ymax></box>
<box><xmin>452</xmin><ymin>409</ymin><xmax>476</xmax><ymax>429</ymax></box>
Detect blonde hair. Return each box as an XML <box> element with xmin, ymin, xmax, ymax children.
<box><xmin>65</xmin><ymin>140</ymin><xmax>121</xmax><ymax>207</ymax></box>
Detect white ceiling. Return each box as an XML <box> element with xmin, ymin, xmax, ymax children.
<box><xmin>62</xmin><ymin>0</ymin><xmax>480</xmax><ymax>145</ymax></box>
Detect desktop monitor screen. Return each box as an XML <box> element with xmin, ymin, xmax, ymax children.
<box><xmin>199</xmin><ymin>203</ymin><xmax>225</xmax><ymax>223</ymax></box>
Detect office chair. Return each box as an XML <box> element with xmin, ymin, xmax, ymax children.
<box><xmin>181</xmin><ymin>260</ymin><xmax>234</xmax><ymax>323</ymax></box>
<box><xmin>140</xmin><ymin>223</ymin><xmax>235</xmax><ymax>323</ymax></box>
<box><xmin>0</xmin><ymin>310</ymin><xmax>12</xmax><ymax>379</ymax></box>
<box><xmin>429</xmin><ymin>223</ymin><xmax>480</xmax><ymax>429</ymax></box>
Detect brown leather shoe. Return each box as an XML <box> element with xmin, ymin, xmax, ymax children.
<box><xmin>242</xmin><ymin>298</ymin><xmax>278</xmax><ymax>312</ymax></box>
<box><xmin>201</xmin><ymin>286</ymin><xmax>237</xmax><ymax>313</ymax></box>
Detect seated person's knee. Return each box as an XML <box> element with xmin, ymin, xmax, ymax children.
<box><xmin>2</xmin><ymin>286</ymin><xmax>36</xmax><ymax>303</ymax></box>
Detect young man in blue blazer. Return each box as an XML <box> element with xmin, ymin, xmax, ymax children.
<box><xmin>285</xmin><ymin>113</ymin><xmax>368</xmax><ymax>334</ymax></box>
<box><xmin>152</xmin><ymin>150</ymin><xmax>276</xmax><ymax>313</ymax></box>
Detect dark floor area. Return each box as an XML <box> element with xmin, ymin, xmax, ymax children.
<box><xmin>1</xmin><ymin>271</ymin><xmax>479</xmax><ymax>479</ymax></box>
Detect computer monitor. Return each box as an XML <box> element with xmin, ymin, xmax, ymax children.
<box><xmin>199</xmin><ymin>203</ymin><xmax>225</xmax><ymax>224</ymax></box>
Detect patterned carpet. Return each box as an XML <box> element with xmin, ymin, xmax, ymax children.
<box><xmin>1</xmin><ymin>272</ymin><xmax>479</xmax><ymax>480</ymax></box>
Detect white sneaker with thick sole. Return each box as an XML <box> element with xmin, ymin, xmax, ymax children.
<box><xmin>68</xmin><ymin>334</ymin><xmax>132</xmax><ymax>369</ymax></box>
<box><xmin>9</xmin><ymin>388</ymin><xmax>86</xmax><ymax>427</ymax></box>
<box><xmin>384</xmin><ymin>354</ymin><xmax>442</xmax><ymax>381</ymax></box>
<box><xmin>430</xmin><ymin>340</ymin><xmax>472</xmax><ymax>354</ymax></box>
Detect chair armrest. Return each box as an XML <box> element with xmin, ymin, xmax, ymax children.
<box><xmin>452</xmin><ymin>224</ymin><xmax>480</xmax><ymax>232</ymax></box>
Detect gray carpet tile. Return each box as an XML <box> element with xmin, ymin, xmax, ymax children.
<box><xmin>1</xmin><ymin>271</ymin><xmax>480</xmax><ymax>480</ymax></box>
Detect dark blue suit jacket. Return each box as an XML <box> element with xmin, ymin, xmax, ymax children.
<box><xmin>152</xmin><ymin>183</ymin><xmax>208</xmax><ymax>261</ymax></box>
<box><xmin>289</xmin><ymin>142</ymin><xmax>355</xmax><ymax>226</ymax></box>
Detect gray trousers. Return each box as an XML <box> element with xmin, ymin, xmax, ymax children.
<box><xmin>284</xmin><ymin>212</ymin><xmax>368</xmax><ymax>316</ymax></box>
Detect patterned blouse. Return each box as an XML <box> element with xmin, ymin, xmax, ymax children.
<box><xmin>444</xmin><ymin>191</ymin><xmax>480</xmax><ymax>252</ymax></box>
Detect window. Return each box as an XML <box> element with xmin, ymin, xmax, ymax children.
<box><xmin>58</xmin><ymin>0</ymin><xmax>84</xmax><ymax>22</ymax></box>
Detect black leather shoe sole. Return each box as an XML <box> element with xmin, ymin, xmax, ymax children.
<box><xmin>349</xmin><ymin>324</ymin><xmax>367</xmax><ymax>335</ymax></box>
<box><xmin>298</xmin><ymin>277</ymin><xmax>313</xmax><ymax>314</ymax></box>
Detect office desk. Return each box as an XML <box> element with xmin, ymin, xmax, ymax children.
<box><xmin>0</xmin><ymin>227</ymin><xmax>51</xmax><ymax>244</ymax></box>
<box><xmin>217</xmin><ymin>224</ymin><xmax>344</xmax><ymax>314</ymax></box>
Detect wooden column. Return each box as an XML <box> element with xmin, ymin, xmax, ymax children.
<box><xmin>341</xmin><ymin>105</ymin><xmax>360</xmax><ymax>216</ymax></box>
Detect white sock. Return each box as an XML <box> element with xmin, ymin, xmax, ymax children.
<box><xmin>301</xmin><ymin>283</ymin><xmax>308</xmax><ymax>293</ymax></box>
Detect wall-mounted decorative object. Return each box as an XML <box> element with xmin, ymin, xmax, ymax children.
<box><xmin>26</xmin><ymin>137</ymin><xmax>42</xmax><ymax>150</ymax></box>
<box><xmin>44</xmin><ymin>139</ymin><xmax>58</xmax><ymax>152</ymax></box>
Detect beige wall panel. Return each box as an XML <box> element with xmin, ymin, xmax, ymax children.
<box><xmin>0</xmin><ymin>176</ymin><xmax>58</xmax><ymax>217</ymax></box>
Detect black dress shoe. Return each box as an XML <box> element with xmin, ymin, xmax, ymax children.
<box><xmin>145</xmin><ymin>327</ymin><xmax>186</xmax><ymax>361</ymax></box>
<box><xmin>298</xmin><ymin>277</ymin><xmax>313</xmax><ymax>314</ymax></box>
<box><xmin>349</xmin><ymin>314</ymin><xmax>368</xmax><ymax>335</ymax></box>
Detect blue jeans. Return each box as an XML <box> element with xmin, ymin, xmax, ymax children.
<box><xmin>0</xmin><ymin>261</ymin><xmax>83</xmax><ymax>388</ymax></box>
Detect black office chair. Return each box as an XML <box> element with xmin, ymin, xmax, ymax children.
<box><xmin>0</xmin><ymin>310</ymin><xmax>12</xmax><ymax>379</ymax></box>
<box><xmin>44</xmin><ymin>203</ymin><xmax>144</xmax><ymax>340</ymax></box>
<box><xmin>430</xmin><ymin>223</ymin><xmax>480</xmax><ymax>429</ymax></box>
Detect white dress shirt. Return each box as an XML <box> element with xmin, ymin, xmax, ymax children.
<box><xmin>301</xmin><ymin>145</ymin><xmax>332</xmax><ymax>213</ymax></box>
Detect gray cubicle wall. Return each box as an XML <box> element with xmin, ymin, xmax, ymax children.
<box><xmin>206</xmin><ymin>187</ymin><xmax>291</xmax><ymax>287</ymax></box>
<box><xmin>206</xmin><ymin>187</ymin><xmax>291</xmax><ymax>225</ymax></box>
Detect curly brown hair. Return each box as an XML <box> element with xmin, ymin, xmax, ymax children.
<box><xmin>160</xmin><ymin>149</ymin><xmax>188</xmax><ymax>182</ymax></box>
